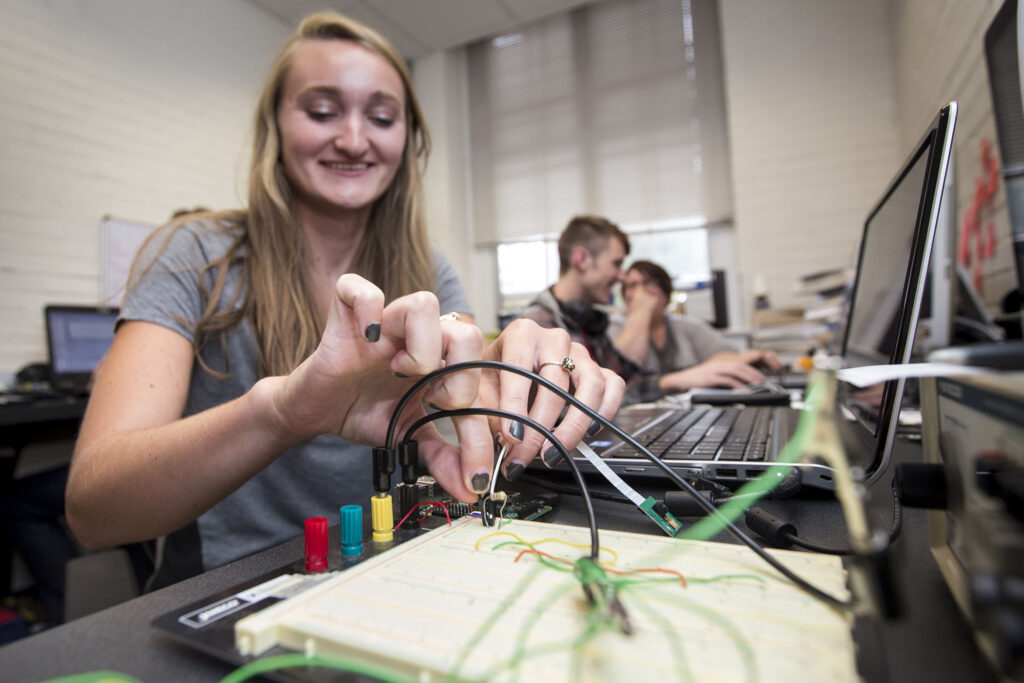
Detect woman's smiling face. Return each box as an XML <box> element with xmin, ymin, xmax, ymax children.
<box><xmin>276</xmin><ymin>38</ymin><xmax>407</xmax><ymax>217</ymax></box>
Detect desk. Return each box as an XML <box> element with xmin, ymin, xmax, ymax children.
<box><xmin>0</xmin><ymin>394</ymin><xmax>88</xmax><ymax>481</ymax></box>
<box><xmin>0</xmin><ymin>395</ymin><xmax>87</xmax><ymax>474</ymax></box>
<box><xmin>1</xmin><ymin>395</ymin><xmax>88</xmax><ymax>601</ymax></box>
<box><xmin>0</xmin><ymin>440</ymin><xmax>998</xmax><ymax>682</ymax></box>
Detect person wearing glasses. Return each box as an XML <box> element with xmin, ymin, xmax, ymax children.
<box><xmin>611</xmin><ymin>260</ymin><xmax>782</xmax><ymax>392</ymax></box>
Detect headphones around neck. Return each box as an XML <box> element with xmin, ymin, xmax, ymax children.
<box><xmin>557</xmin><ymin>297</ymin><xmax>609</xmax><ymax>336</ymax></box>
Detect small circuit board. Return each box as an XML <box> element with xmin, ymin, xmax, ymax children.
<box><xmin>402</xmin><ymin>476</ymin><xmax>556</xmax><ymax>523</ymax></box>
<box><xmin>639</xmin><ymin>496</ymin><xmax>683</xmax><ymax>536</ymax></box>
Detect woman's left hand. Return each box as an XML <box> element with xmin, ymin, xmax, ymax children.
<box><xmin>466</xmin><ymin>319</ymin><xmax>625</xmax><ymax>481</ymax></box>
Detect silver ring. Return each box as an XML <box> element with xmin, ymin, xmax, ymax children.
<box><xmin>439</xmin><ymin>312</ymin><xmax>462</xmax><ymax>323</ymax></box>
<box><xmin>540</xmin><ymin>357</ymin><xmax>575</xmax><ymax>373</ymax></box>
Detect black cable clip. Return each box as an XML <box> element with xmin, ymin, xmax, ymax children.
<box><xmin>372</xmin><ymin>446</ymin><xmax>396</xmax><ymax>494</ymax></box>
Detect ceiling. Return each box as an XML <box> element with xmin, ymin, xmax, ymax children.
<box><xmin>245</xmin><ymin>0</ymin><xmax>595</xmax><ymax>60</ymax></box>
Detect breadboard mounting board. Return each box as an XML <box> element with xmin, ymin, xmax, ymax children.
<box><xmin>235</xmin><ymin>518</ymin><xmax>856</xmax><ymax>682</ymax></box>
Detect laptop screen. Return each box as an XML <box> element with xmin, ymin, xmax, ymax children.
<box><xmin>839</xmin><ymin>103</ymin><xmax>957</xmax><ymax>465</ymax></box>
<box><xmin>45</xmin><ymin>305</ymin><xmax>119</xmax><ymax>385</ymax></box>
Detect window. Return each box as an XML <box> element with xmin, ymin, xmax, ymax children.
<box><xmin>468</xmin><ymin>0</ymin><xmax>731</xmax><ymax>307</ymax></box>
<box><xmin>496</xmin><ymin>223</ymin><xmax>712</xmax><ymax>315</ymax></box>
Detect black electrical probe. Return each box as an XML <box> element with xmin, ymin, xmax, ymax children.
<box><xmin>399</xmin><ymin>407</ymin><xmax>600</xmax><ymax>561</ymax></box>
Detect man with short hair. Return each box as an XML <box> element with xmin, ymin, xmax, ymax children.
<box><xmin>520</xmin><ymin>215</ymin><xmax>779</xmax><ymax>404</ymax></box>
<box><xmin>518</xmin><ymin>215</ymin><xmax>660</xmax><ymax>403</ymax></box>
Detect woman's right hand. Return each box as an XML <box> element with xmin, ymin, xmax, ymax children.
<box><xmin>68</xmin><ymin>274</ymin><xmax>492</xmax><ymax>547</ymax></box>
<box><xmin>261</xmin><ymin>274</ymin><xmax>493</xmax><ymax>501</ymax></box>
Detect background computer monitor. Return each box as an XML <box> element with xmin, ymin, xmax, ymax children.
<box><xmin>984</xmin><ymin>0</ymin><xmax>1024</xmax><ymax>330</ymax></box>
<box><xmin>917</xmin><ymin>154</ymin><xmax>1007</xmax><ymax>355</ymax></box>
<box><xmin>45</xmin><ymin>305</ymin><xmax>119</xmax><ymax>392</ymax></box>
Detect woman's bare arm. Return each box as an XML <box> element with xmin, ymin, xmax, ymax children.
<box><xmin>65</xmin><ymin>321</ymin><xmax>303</xmax><ymax>548</ymax></box>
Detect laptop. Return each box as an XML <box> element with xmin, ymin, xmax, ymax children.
<box><xmin>555</xmin><ymin>102</ymin><xmax>958</xmax><ymax>492</ymax></box>
<box><xmin>44</xmin><ymin>304</ymin><xmax>119</xmax><ymax>394</ymax></box>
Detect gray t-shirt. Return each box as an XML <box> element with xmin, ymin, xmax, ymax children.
<box><xmin>121</xmin><ymin>219</ymin><xmax>472</xmax><ymax>582</ymax></box>
<box><xmin>607</xmin><ymin>312</ymin><xmax>736</xmax><ymax>374</ymax></box>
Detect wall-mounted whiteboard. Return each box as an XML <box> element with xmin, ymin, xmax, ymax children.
<box><xmin>101</xmin><ymin>215</ymin><xmax>157</xmax><ymax>306</ymax></box>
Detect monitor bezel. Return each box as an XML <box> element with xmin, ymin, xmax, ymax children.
<box><xmin>840</xmin><ymin>102</ymin><xmax>957</xmax><ymax>481</ymax></box>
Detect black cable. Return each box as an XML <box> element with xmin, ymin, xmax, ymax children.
<box><xmin>400</xmin><ymin>407</ymin><xmax>600</xmax><ymax>561</ymax></box>
<box><xmin>385</xmin><ymin>360</ymin><xmax>855</xmax><ymax>610</ymax></box>
<box><xmin>785</xmin><ymin>534</ymin><xmax>847</xmax><ymax>556</ymax></box>
<box><xmin>386</xmin><ymin>360</ymin><xmax>622</xmax><ymax>450</ymax></box>
<box><xmin>769</xmin><ymin>479</ymin><xmax>904</xmax><ymax>556</ymax></box>
<box><xmin>519</xmin><ymin>473</ymin><xmax>633</xmax><ymax>505</ymax></box>
<box><xmin>520</xmin><ymin>472</ymin><xmax>731</xmax><ymax>511</ymax></box>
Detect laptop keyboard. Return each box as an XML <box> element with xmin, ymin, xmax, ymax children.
<box><xmin>606</xmin><ymin>407</ymin><xmax>775</xmax><ymax>462</ymax></box>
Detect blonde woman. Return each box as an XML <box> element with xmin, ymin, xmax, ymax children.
<box><xmin>66</xmin><ymin>13</ymin><xmax>622</xmax><ymax>588</ymax></box>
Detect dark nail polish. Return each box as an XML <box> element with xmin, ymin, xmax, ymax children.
<box><xmin>509</xmin><ymin>421</ymin><xmax>524</xmax><ymax>441</ymax></box>
<box><xmin>542</xmin><ymin>445</ymin><xmax>562</xmax><ymax>468</ymax></box>
<box><xmin>586</xmin><ymin>420</ymin><xmax>602</xmax><ymax>437</ymax></box>
<box><xmin>471</xmin><ymin>471</ymin><xmax>490</xmax><ymax>493</ymax></box>
<box><xmin>504</xmin><ymin>462</ymin><xmax>524</xmax><ymax>481</ymax></box>
<box><xmin>364</xmin><ymin>322</ymin><xmax>381</xmax><ymax>342</ymax></box>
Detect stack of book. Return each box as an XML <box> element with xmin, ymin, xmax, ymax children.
<box><xmin>750</xmin><ymin>312</ymin><xmax>829</xmax><ymax>363</ymax></box>
<box><xmin>748</xmin><ymin>267</ymin><xmax>853</xmax><ymax>362</ymax></box>
<box><xmin>798</xmin><ymin>267</ymin><xmax>853</xmax><ymax>325</ymax></box>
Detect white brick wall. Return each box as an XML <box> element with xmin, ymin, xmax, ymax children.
<box><xmin>718</xmin><ymin>0</ymin><xmax>1018</xmax><ymax>324</ymax></box>
<box><xmin>892</xmin><ymin>0</ymin><xmax>1019</xmax><ymax>312</ymax></box>
<box><xmin>0</xmin><ymin>0</ymin><xmax>288</xmax><ymax>374</ymax></box>
<box><xmin>718</xmin><ymin>0</ymin><xmax>900</xmax><ymax>321</ymax></box>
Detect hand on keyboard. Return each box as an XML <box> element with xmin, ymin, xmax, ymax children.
<box><xmin>660</xmin><ymin>357</ymin><xmax>767</xmax><ymax>392</ymax></box>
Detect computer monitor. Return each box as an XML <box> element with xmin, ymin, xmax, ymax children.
<box><xmin>44</xmin><ymin>305</ymin><xmax>119</xmax><ymax>393</ymax></box>
<box><xmin>984</xmin><ymin>0</ymin><xmax>1024</xmax><ymax>325</ymax></box>
<box><xmin>917</xmin><ymin>155</ymin><xmax>1006</xmax><ymax>355</ymax></box>
<box><xmin>840</xmin><ymin>103</ymin><xmax>957</xmax><ymax>468</ymax></box>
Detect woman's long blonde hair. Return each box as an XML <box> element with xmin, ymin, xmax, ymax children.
<box><xmin>129</xmin><ymin>12</ymin><xmax>435</xmax><ymax>378</ymax></box>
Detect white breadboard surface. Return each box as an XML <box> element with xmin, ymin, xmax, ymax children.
<box><xmin>235</xmin><ymin>518</ymin><xmax>856</xmax><ymax>682</ymax></box>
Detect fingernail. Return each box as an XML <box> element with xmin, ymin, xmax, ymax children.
<box><xmin>504</xmin><ymin>461</ymin><xmax>524</xmax><ymax>481</ymax></box>
<box><xmin>541</xmin><ymin>445</ymin><xmax>562</xmax><ymax>468</ymax></box>
<box><xmin>364</xmin><ymin>322</ymin><xmax>381</xmax><ymax>342</ymax></box>
<box><xmin>394</xmin><ymin>372</ymin><xmax>409</xmax><ymax>378</ymax></box>
<box><xmin>586</xmin><ymin>420</ymin><xmax>603</xmax><ymax>437</ymax></box>
<box><xmin>471</xmin><ymin>471</ymin><xmax>490</xmax><ymax>493</ymax></box>
<box><xmin>509</xmin><ymin>420</ymin><xmax>524</xmax><ymax>441</ymax></box>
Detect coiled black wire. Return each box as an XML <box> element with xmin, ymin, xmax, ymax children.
<box><xmin>400</xmin><ymin>407</ymin><xmax>599</xmax><ymax>560</ymax></box>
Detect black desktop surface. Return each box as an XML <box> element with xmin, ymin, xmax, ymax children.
<box><xmin>0</xmin><ymin>393</ymin><xmax>88</xmax><ymax>429</ymax></box>
<box><xmin>0</xmin><ymin>440</ymin><xmax>996</xmax><ymax>683</ymax></box>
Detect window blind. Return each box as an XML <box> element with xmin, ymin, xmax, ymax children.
<box><xmin>468</xmin><ymin>0</ymin><xmax>731</xmax><ymax>245</ymax></box>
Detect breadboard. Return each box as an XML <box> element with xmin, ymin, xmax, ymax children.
<box><xmin>235</xmin><ymin>518</ymin><xmax>856</xmax><ymax>682</ymax></box>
